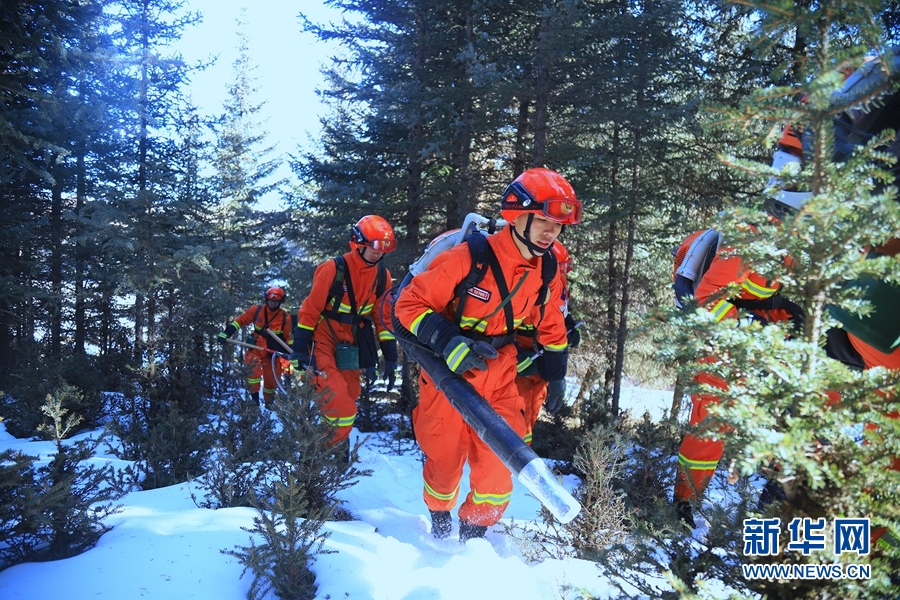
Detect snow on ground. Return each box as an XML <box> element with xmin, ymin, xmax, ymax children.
<box><xmin>0</xmin><ymin>386</ymin><xmax>674</xmax><ymax>600</ymax></box>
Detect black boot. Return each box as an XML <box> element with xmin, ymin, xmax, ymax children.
<box><xmin>459</xmin><ymin>520</ymin><xmax>487</xmax><ymax>542</ymax></box>
<box><xmin>674</xmin><ymin>498</ymin><xmax>695</xmax><ymax>530</ymax></box>
<box><xmin>430</xmin><ymin>510</ymin><xmax>451</xmax><ymax>539</ymax></box>
<box><xmin>332</xmin><ymin>439</ymin><xmax>351</xmax><ymax>465</ymax></box>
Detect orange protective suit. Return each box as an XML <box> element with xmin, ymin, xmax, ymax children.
<box><xmin>295</xmin><ymin>250</ymin><xmax>394</xmax><ymax>445</ymax></box>
<box><xmin>674</xmin><ymin>231</ymin><xmax>796</xmax><ymax>503</ymax></box>
<box><xmin>228</xmin><ymin>304</ymin><xmax>293</xmax><ymax>404</ymax></box>
<box><xmin>394</xmin><ymin>228</ymin><xmax>568</xmax><ymax>527</ymax></box>
<box><xmin>515</xmin><ymin>273</ymin><xmax>570</xmax><ymax>444</ymax></box>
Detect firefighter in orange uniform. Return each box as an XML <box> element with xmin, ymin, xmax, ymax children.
<box><xmin>672</xmin><ymin>131</ymin><xmax>806</xmax><ymax>525</ymax></box>
<box><xmin>671</xmin><ymin>238</ymin><xmax>801</xmax><ymax>525</ymax></box>
<box><xmin>218</xmin><ymin>286</ymin><xmax>293</xmax><ymax>407</ymax></box>
<box><xmin>394</xmin><ymin>168</ymin><xmax>582</xmax><ymax>542</ymax></box>
<box><xmin>290</xmin><ymin>215</ymin><xmax>397</xmax><ymax>449</ymax></box>
<box><xmin>515</xmin><ymin>241</ymin><xmax>580</xmax><ymax>444</ymax></box>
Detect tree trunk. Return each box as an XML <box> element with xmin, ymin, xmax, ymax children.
<box><xmin>512</xmin><ymin>95</ymin><xmax>530</xmax><ymax>177</ymax></box>
<box><xmin>74</xmin><ymin>122</ymin><xmax>86</xmax><ymax>355</ymax></box>
<box><xmin>612</xmin><ymin>207</ymin><xmax>636</xmax><ymax>416</ymax></box>
<box><xmin>671</xmin><ymin>373</ymin><xmax>686</xmax><ymax>418</ymax></box>
<box><xmin>532</xmin><ymin>15</ymin><xmax>550</xmax><ymax>168</ymax></box>
<box><xmin>50</xmin><ymin>163</ymin><xmax>64</xmax><ymax>358</ymax></box>
<box><xmin>605</xmin><ymin>125</ymin><xmax>621</xmax><ymax>392</ymax></box>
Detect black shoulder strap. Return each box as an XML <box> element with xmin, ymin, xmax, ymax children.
<box><xmin>453</xmin><ymin>233</ymin><xmax>491</xmax><ymax>327</ymax></box>
<box><xmin>325</xmin><ymin>256</ymin><xmax>347</xmax><ymax>313</ymax></box>
<box><xmin>251</xmin><ymin>303</ymin><xmax>262</xmax><ymax>327</ymax></box>
<box><xmin>535</xmin><ymin>249</ymin><xmax>558</xmax><ymax>306</ymax></box>
<box><xmin>484</xmin><ymin>246</ymin><xmax>516</xmax><ymax>335</ymax></box>
<box><xmin>375</xmin><ymin>262</ymin><xmax>387</xmax><ymax>299</ymax></box>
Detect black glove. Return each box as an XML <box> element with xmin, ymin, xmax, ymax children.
<box><xmin>218</xmin><ymin>323</ymin><xmax>237</xmax><ymax>346</ymax></box>
<box><xmin>442</xmin><ymin>336</ymin><xmax>498</xmax><ymax>375</ymax></box>
<box><xmin>544</xmin><ymin>379</ymin><xmax>567</xmax><ymax>415</ymax></box>
<box><xmin>289</xmin><ymin>350</ymin><xmax>309</xmax><ymax>371</ymax></box>
<box><xmin>365</xmin><ymin>365</ymin><xmax>377</xmax><ymax>382</ymax></box>
<box><xmin>384</xmin><ymin>361</ymin><xmax>397</xmax><ymax>392</ymax></box>
<box><xmin>290</xmin><ymin>327</ymin><xmax>313</xmax><ymax>370</ymax></box>
<box><xmin>565</xmin><ymin>314</ymin><xmax>581</xmax><ymax>348</ymax></box>
<box><xmin>379</xmin><ymin>339</ymin><xmax>398</xmax><ymax>364</ymax></box>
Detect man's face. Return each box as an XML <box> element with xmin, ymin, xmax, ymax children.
<box><xmin>361</xmin><ymin>246</ymin><xmax>385</xmax><ymax>263</ymax></box>
<box><xmin>266</xmin><ymin>298</ymin><xmax>282</xmax><ymax>310</ymax></box>
<box><xmin>513</xmin><ymin>213</ymin><xmax>562</xmax><ymax>259</ymax></box>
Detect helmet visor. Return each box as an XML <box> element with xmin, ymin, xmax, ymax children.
<box><xmin>369</xmin><ymin>238</ymin><xmax>397</xmax><ymax>252</ymax></box>
<box><xmin>542</xmin><ymin>198</ymin><xmax>582</xmax><ymax>225</ymax></box>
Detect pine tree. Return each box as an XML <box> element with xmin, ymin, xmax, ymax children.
<box><xmin>0</xmin><ymin>385</ymin><xmax>122</xmax><ymax>569</ymax></box>
<box><xmin>207</xmin><ymin>19</ymin><xmax>288</xmax><ymax>308</ymax></box>
<box><xmin>223</xmin><ymin>379</ymin><xmax>372</xmax><ymax>600</ymax></box>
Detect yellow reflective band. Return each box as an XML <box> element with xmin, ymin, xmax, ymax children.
<box><xmin>711</xmin><ymin>299</ymin><xmax>732</xmax><ymax>322</ymax></box>
<box><xmin>519</xmin><ymin>323</ymin><xmax>535</xmax><ymax>332</ymax></box>
<box><xmin>513</xmin><ymin>317</ymin><xmax>524</xmax><ymax>327</ymax></box>
<box><xmin>338</xmin><ymin>302</ymin><xmax>352</xmax><ymax>314</ymax></box>
<box><xmin>517</xmin><ymin>357</ymin><xmax>533</xmax><ymax>373</ymax></box>
<box><xmin>471</xmin><ymin>488</ymin><xmax>511</xmax><ymax>506</ymax></box>
<box><xmin>378</xmin><ymin>330</ymin><xmax>395</xmax><ymax>341</ymax></box>
<box><xmin>742</xmin><ymin>279</ymin><xmax>778</xmax><ymax>298</ymax></box>
<box><xmin>410</xmin><ymin>310</ymin><xmax>434</xmax><ymax>337</ymax></box>
<box><xmin>678</xmin><ymin>453</ymin><xmax>719</xmax><ymax>471</ymax></box>
<box><xmin>323</xmin><ymin>414</ymin><xmax>357</xmax><ymax>427</ymax></box>
<box><xmin>424</xmin><ymin>481</ymin><xmax>459</xmax><ymax>502</ymax></box>
<box><xmin>544</xmin><ymin>342</ymin><xmax>567</xmax><ymax>351</ymax></box>
<box><xmin>298</xmin><ymin>324</ymin><xmax>315</xmax><ymax>332</ymax></box>
<box><xmin>247</xmin><ymin>377</ymin><xmax>261</xmax><ymax>385</ymax></box>
<box><xmin>523</xmin><ymin>431</ymin><xmax>533</xmax><ymax>444</ymax></box>
<box><xmin>459</xmin><ymin>316</ymin><xmax>490</xmax><ymax>332</ymax></box>
<box><xmin>263</xmin><ymin>387</ymin><xmax>276</xmax><ymax>394</ymax></box>
<box><xmin>360</xmin><ymin>303</ymin><xmax>374</xmax><ymax>315</ymax></box>
<box><xmin>230</xmin><ymin>320</ymin><xmax>240</xmax><ymax>329</ymax></box>
<box><xmin>446</xmin><ymin>342</ymin><xmax>470</xmax><ymax>371</ymax></box>
<box><xmin>876</xmin><ymin>531</ymin><xmax>899</xmax><ymax>550</ymax></box>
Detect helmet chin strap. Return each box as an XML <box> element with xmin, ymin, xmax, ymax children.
<box><xmin>357</xmin><ymin>246</ymin><xmax>383</xmax><ymax>265</ymax></box>
<box><xmin>511</xmin><ymin>213</ymin><xmax>548</xmax><ymax>258</ymax></box>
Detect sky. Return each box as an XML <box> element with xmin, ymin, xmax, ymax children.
<box><xmin>0</xmin><ymin>383</ymin><xmax>682</xmax><ymax>600</ymax></box>
<box><xmin>174</xmin><ymin>0</ymin><xmax>344</xmax><ymax>211</ymax></box>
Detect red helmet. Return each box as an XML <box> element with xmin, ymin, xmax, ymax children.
<box><xmin>350</xmin><ymin>215</ymin><xmax>397</xmax><ymax>252</ymax></box>
<box><xmin>551</xmin><ymin>241</ymin><xmax>574</xmax><ymax>275</ymax></box>
<box><xmin>500</xmin><ymin>168</ymin><xmax>583</xmax><ymax>225</ymax></box>
<box><xmin>777</xmin><ymin>125</ymin><xmax>803</xmax><ymax>156</ymax></box>
<box><xmin>265</xmin><ymin>286</ymin><xmax>286</xmax><ymax>302</ymax></box>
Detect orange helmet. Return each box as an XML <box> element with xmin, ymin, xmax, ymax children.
<box><xmin>350</xmin><ymin>215</ymin><xmax>397</xmax><ymax>252</ymax></box>
<box><xmin>777</xmin><ymin>125</ymin><xmax>804</xmax><ymax>156</ymax></box>
<box><xmin>500</xmin><ymin>168</ymin><xmax>583</xmax><ymax>225</ymax></box>
<box><xmin>265</xmin><ymin>286</ymin><xmax>286</xmax><ymax>302</ymax></box>
<box><xmin>551</xmin><ymin>241</ymin><xmax>574</xmax><ymax>275</ymax></box>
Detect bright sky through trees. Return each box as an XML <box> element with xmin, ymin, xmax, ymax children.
<box><xmin>175</xmin><ymin>0</ymin><xmax>341</xmax><ymax>210</ymax></box>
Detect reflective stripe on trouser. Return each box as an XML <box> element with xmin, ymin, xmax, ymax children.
<box><xmin>674</xmin><ymin>370</ymin><xmax>729</xmax><ymax>502</ymax></box>
<box><xmin>310</xmin><ymin>334</ymin><xmax>359</xmax><ymax>446</ymax></box>
<box><xmin>412</xmin><ymin>349</ymin><xmax>526</xmax><ymax>527</ymax></box>
<box><xmin>515</xmin><ymin>372</ymin><xmax>548</xmax><ymax>445</ymax></box>
<box><xmin>245</xmin><ymin>350</ymin><xmax>284</xmax><ymax>400</ymax></box>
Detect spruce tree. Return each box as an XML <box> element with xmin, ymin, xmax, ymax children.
<box><xmin>0</xmin><ymin>385</ymin><xmax>122</xmax><ymax>569</ymax></box>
